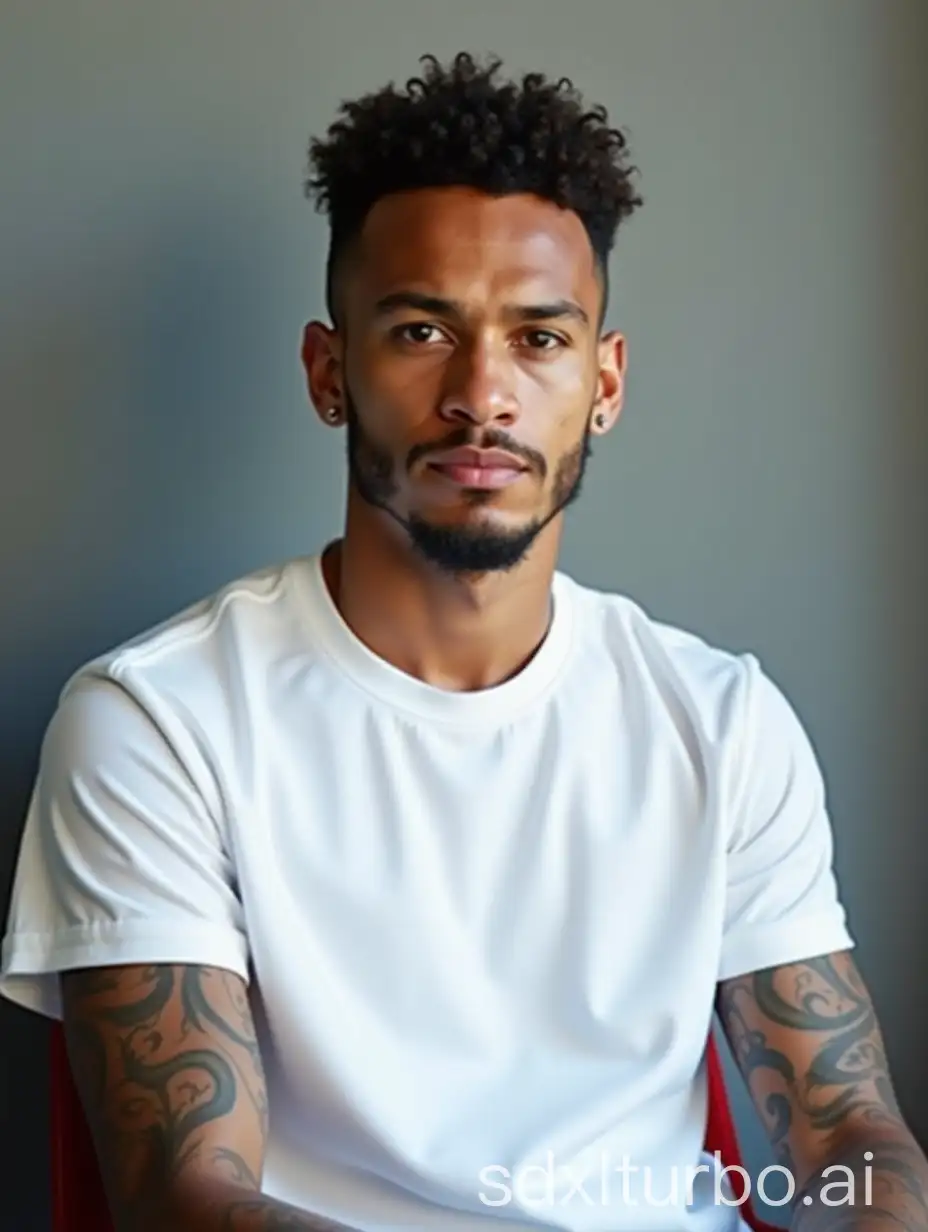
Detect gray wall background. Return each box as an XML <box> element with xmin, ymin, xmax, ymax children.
<box><xmin>1</xmin><ymin>1</ymin><xmax>925</xmax><ymax>1227</ymax></box>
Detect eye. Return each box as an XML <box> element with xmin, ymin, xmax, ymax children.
<box><xmin>519</xmin><ymin>329</ymin><xmax>568</xmax><ymax>351</ymax></box>
<box><xmin>392</xmin><ymin>322</ymin><xmax>448</xmax><ymax>346</ymax></box>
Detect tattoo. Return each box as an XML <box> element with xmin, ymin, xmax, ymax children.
<box><xmin>213</xmin><ymin>1148</ymin><xmax>261</xmax><ymax>1189</ymax></box>
<box><xmin>179</xmin><ymin>968</ymin><xmax>270</xmax><ymax>1127</ymax></box>
<box><xmin>61</xmin><ymin>964</ymin><xmax>270</xmax><ymax>1229</ymax></box>
<box><xmin>98</xmin><ymin>964</ymin><xmax>174</xmax><ymax>1029</ymax></box>
<box><xmin>795</xmin><ymin>1136</ymin><xmax>928</xmax><ymax>1232</ymax></box>
<box><xmin>220</xmin><ymin>1201</ymin><xmax>353</xmax><ymax>1230</ymax></box>
<box><xmin>716</xmin><ymin>952</ymin><xmax>928</xmax><ymax>1230</ymax></box>
<box><xmin>718</xmin><ymin>954</ymin><xmax>897</xmax><ymax>1145</ymax></box>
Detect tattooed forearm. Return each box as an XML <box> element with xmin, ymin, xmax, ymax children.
<box><xmin>717</xmin><ymin>953</ymin><xmax>900</xmax><ymax>1140</ymax></box>
<box><xmin>715</xmin><ymin>977</ymin><xmax>798</xmax><ymax>1171</ymax></box>
<box><xmin>64</xmin><ymin>965</ymin><xmax>261</xmax><ymax>1188</ymax></box>
<box><xmin>60</xmin><ymin>965</ymin><xmax>264</xmax><ymax>1230</ymax></box>
<box><xmin>793</xmin><ymin>1132</ymin><xmax>928</xmax><ymax>1232</ymax></box>
<box><xmin>716</xmin><ymin>952</ymin><xmax>928</xmax><ymax>1230</ymax></box>
<box><xmin>217</xmin><ymin>1194</ymin><xmax>358</xmax><ymax>1229</ymax></box>
<box><xmin>61</xmin><ymin>964</ymin><xmax>363</xmax><ymax>1232</ymax></box>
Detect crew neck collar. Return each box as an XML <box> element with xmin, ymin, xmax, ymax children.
<box><xmin>298</xmin><ymin>552</ymin><xmax>576</xmax><ymax>726</ymax></box>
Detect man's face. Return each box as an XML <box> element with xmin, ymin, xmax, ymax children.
<box><xmin>305</xmin><ymin>187</ymin><xmax>626</xmax><ymax>574</ymax></box>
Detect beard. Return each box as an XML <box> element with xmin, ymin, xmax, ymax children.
<box><xmin>344</xmin><ymin>388</ymin><xmax>593</xmax><ymax>575</ymax></box>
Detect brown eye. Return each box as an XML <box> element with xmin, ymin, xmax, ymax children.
<box><xmin>393</xmin><ymin>323</ymin><xmax>447</xmax><ymax>345</ymax></box>
<box><xmin>520</xmin><ymin>330</ymin><xmax>567</xmax><ymax>351</ymax></box>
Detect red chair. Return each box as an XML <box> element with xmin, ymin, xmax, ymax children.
<box><xmin>50</xmin><ymin>1023</ymin><xmax>112</xmax><ymax>1232</ymax></box>
<box><xmin>50</xmin><ymin>1023</ymin><xmax>780</xmax><ymax>1232</ymax></box>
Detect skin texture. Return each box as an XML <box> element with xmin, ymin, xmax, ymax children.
<box><xmin>59</xmin><ymin>188</ymin><xmax>927</xmax><ymax>1230</ymax></box>
<box><xmin>716</xmin><ymin>952</ymin><xmax>928</xmax><ymax>1230</ymax></box>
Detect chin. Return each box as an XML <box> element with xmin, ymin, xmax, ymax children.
<box><xmin>402</xmin><ymin>504</ymin><xmax>549</xmax><ymax>572</ymax></box>
<box><xmin>410</xmin><ymin>503</ymin><xmax>527</xmax><ymax>534</ymax></box>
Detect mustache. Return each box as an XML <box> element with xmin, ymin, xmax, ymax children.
<box><xmin>406</xmin><ymin>427</ymin><xmax>548</xmax><ymax>479</ymax></box>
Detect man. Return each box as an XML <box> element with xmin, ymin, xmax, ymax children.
<box><xmin>1</xmin><ymin>51</ymin><xmax>924</xmax><ymax>1232</ymax></box>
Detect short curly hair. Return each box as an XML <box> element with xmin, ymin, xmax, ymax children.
<box><xmin>305</xmin><ymin>51</ymin><xmax>643</xmax><ymax>322</ymax></box>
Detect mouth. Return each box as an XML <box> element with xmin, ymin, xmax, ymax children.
<box><xmin>425</xmin><ymin>447</ymin><xmax>529</xmax><ymax>491</ymax></box>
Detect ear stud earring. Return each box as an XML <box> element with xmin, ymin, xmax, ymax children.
<box><xmin>326</xmin><ymin>407</ymin><xmax>341</xmax><ymax>423</ymax></box>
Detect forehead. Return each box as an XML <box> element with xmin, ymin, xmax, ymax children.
<box><xmin>349</xmin><ymin>187</ymin><xmax>599</xmax><ymax>311</ymax></box>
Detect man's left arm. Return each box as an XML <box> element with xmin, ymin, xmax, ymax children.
<box><xmin>716</xmin><ymin>950</ymin><xmax>928</xmax><ymax>1231</ymax></box>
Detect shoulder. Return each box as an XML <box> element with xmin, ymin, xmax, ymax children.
<box><xmin>558</xmin><ymin>569</ymin><xmax>782</xmax><ymax>748</ymax></box>
<box><xmin>57</xmin><ymin>555</ymin><xmax>318</xmax><ymax>719</ymax></box>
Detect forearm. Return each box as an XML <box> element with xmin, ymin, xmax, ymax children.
<box><xmin>140</xmin><ymin>1180</ymin><xmax>361</xmax><ymax>1232</ymax></box>
<box><xmin>792</xmin><ymin>1124</ymin><xmax>928</xmax><ymax>1232</ymax></box>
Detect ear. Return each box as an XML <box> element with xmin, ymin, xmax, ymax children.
<box><xmin>590</xmin><ymin>331</ymin><xmax>626</xmax><ymax>437</ymax></box>
<box><xmin>301</xmin><ymin>320</ymin><xmax>345</xmax><ymax>426</ymax></box>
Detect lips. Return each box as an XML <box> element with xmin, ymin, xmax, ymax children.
<box><xmin>425</xmin><ymin>447</ymin><xmax>529</xmax><ymax>490</ymax></box>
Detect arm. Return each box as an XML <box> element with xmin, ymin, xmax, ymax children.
<box><xmin>716</xmin><ymin>950</ymin><xmax>928</xmax><ymax>1231</ymax></box>
<box><xmin>61</xmin><ymin>963</ymin><xmax>359</xmax><ymax>1232</ymax></box>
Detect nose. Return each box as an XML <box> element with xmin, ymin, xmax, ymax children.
<box><xmin>437</xmin><ymin>338</ymin><xmax>520</xmax><ymax>429</ymax></box>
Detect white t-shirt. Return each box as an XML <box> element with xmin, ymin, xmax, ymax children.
<box><xmin>0</xmin><ymin>553</ymin><xmax>853</xmax><ymax>1232</ymax></box>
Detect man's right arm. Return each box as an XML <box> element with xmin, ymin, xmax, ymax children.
<box><xmin>61</xmin><ymin>963</ymin><xmax>357</xmax><ymax>1232</ymax></box>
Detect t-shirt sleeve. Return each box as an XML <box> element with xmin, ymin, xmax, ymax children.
<box><xmin>719</xmin><ymin>654</ymin><xmax>855</xmax><ymax>981</ymax></box>
<box><xmin>0</xmin><ymin>672</ymin><xmax>249</xmax><ymax>1020</ymax></box>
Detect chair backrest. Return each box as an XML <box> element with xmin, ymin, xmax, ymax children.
<box><xmin>50</xmin><ymin>1022</ymin><xmax>778</xmax><ymax>1232</ymax></box>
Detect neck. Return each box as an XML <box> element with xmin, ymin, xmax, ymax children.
<box><xmin>322</xmin><ymin>494</ymin><xmax>562</xmax><ymax>692</ymax></box>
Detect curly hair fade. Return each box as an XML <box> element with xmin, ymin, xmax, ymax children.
<box><xmin>305</xmin><ymin>51</ymin><xmax>643</xmax><ymax>321</ymax></box>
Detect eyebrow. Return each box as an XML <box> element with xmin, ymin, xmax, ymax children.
<box><xmin>372</xmin><ymin>291</ymin><xmax>589</xmax><ymax>327</ymax></box>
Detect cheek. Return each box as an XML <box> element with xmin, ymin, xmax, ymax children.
<box><xmin>521</xmin><ymin>370</ymin><xmax>592</xmax><ymax>440</ymax></box>
<box><xmin>356</xmin><ymin>353</ymin><xmax>445</xmax><ymax>430</ymax></box>
<box><xmin>518</xmin><ymin>348</ymin><xmax>593</xmax><ymax>406</ymax></box>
